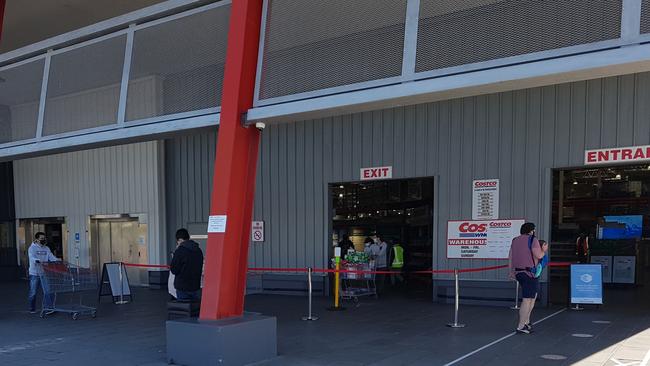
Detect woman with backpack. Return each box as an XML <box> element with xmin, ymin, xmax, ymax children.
<box><xmin>508</xmin><ymin>222</ymin><xmax>548</xmax><ymax>334</ymax></box>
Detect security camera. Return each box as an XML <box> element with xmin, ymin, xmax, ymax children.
<box><xmin>255</xmin><ymin>122</ymin><xmax>266</xmax><ymax>131</ymax></box>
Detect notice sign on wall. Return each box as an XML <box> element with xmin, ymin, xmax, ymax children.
<box><xmin>472</xmin><ymin>179</ymin><xmax>499</xmax><ymax>220</ymax></box>
<box><xmin>360</xmin><ymin>166</ymin><xmax>392</xmax><ymax>181</ymax></box>
<box><xmin>585</xmin><ymin>145</ymin><xmax>650</xmax><ymax>165</ymax></box>
<box><xmin>207</xmin><ymin>215</ymin><xmax>227</xmax><ymax>233</ymax></box>
<box><xmin>251</xmin><ymin>221</ymin><xmax>264</xmax><ymax>242</ymax></box>
<box><xmin>447</xmin><ymin>219</ymin><xmax>524</xmax><ymax>259</ymax></box>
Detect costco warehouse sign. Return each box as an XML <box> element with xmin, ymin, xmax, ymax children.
<box><xmin>447</xmin><ymin>219</ymin><xmax>524</xmax><ymax>259</ymax></box>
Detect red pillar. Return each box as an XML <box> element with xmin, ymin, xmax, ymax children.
<box><xmin>200</xmin><ymin>0</ymin><xmax>263</xmax><ymax>320</ymax></box>
<box><xmin>0</xmin><ymin>0</ymin><xmax>6</xmax><ymax>40</ymax></box>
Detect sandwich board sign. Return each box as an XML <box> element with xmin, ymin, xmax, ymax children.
<box><xmin>570</xmin><ymin>264</ymin><xmax>603</xmax><ymax>304</ymax></box>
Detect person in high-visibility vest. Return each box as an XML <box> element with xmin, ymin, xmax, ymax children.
<box><xmin>390</xmin><ymin>243</ymin><xmax>405</xmax><ymax>285</ymax></box>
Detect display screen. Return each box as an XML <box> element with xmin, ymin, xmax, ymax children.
<box><xmin>598</xmin><ymin>215</ymin><xmax>643</xmax><ymax>239</ymax></box>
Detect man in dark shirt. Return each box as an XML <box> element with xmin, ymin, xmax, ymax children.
<box><xmin>170</xmin><ymin>228</ymin><xmax>204</xmax><ymax>301</ymax></box>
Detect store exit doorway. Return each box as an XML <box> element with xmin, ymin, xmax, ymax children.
<box><xmin>329</xmin><ymin>177</ymin><xmax>434</xmax><ymax>299</ymax></box>
<box><xmin>551</xmin><ymin>164</ymin><xmax>650</xmax><ymax>307</ymax></box>
<box><xmin>90</xmin><ymin>215</ymin><xmax>148</xmax><ymax>286</ymax></box>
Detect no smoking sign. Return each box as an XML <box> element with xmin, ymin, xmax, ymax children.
<box><xmin>251</xmin><ymin>221</ymin><xmax>264</xmax><ymax>242</ymax></box>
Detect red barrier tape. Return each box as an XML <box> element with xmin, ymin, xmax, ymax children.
<box><xmin>121</xmin><ymin>262</ymin><xmax>170</xmax><ymax>269</ymax></box>
<box><xmin>122</xmin><ymin>262</ymin><xmax>574</xmax><ymax>274</ymax></box>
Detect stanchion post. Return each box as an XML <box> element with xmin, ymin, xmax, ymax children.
<box><xmin>447</xmin><ymin>268</ymin><xmax>465</xmax><ymax>328</ymax></box>
<box><xmin>302</xmin><ymin>267</ymin><xmax>319</xmax><ymax>321</ymax></box>
<box><xmin>510</xmin><ymin>281</ymin><xmax>520</xmax><ymax>310</ymax></box>
<box><xmin>115</xmin><ymin>262</ymin><xmax>129</xmax><ymax>305</ymax></box>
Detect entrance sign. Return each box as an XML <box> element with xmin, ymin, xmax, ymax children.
<box><xmin>447</xmin><ymin>219</ymin><xmax>524</xmax><ymax>259</ymax></box>
<box><xmin>360</xmin><ymin>166</ymin><xmax>392</xmax><ymax>181</ymax></box>
<box><xmin>570</xmin><ymin>264</ymin><xmax>603</xmax><ymax>304</ymax></box>
<box><xmin>612</xmin><ymin>256</ymin><xmax>635</xmax><ymax>284</ymax></box>
<box><xmin>590</xmin><ymin>256</ymin><xmax>612</xmax><ymax>283</ymax></box>
<box><xmin>207</xmin><ymin>215</ymin><xmax>227</xmax><ymax>233</ymax></box>
<box><xmin>585</xmin><ymin>145</ymin><xmax>650</xmax><ymax>165</ymax></box>
<box><xmin>472</xmin><ymin>179</ymin><xmax>499</xmax><ymax>220</ymax></box>
<box><xmin>251</xmin><ymin>221</ymin><xmax>264</xmax><ymax>242</ymax></box>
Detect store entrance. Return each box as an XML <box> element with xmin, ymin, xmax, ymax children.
<box><xmin>90</xmin><ymin>215</ymin><xmax>148</xmax><ymax>286</ymax></box>
<box><xmin>551</xmin><ymin>165</ymin><xmax>650</xmax><ymax>306</ymax></box>
<box><xmin>329</xmin><ymin>177</ymin><xmax>434</xmax><ymax>299</ymax></box>
<box><xmin>18</xmin><ymin>217</ymin><xmax>66</xmax><ymax>276</ymax></box>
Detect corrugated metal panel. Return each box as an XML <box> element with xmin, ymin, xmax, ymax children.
<box><xmin>167</xmin><ymin>72</ymin><xmax>650</xmax><ymax>282</ymax></box>
<box><xmin>164</xmin><ymin>131</ymin><xmax>217</xmax><ymax>257</ymax></box>
<box><xmin>13</xmin><ymin>141</ymin><xmax>165</xmax><ymax>267</ymax></box>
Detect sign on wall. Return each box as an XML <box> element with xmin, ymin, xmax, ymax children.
<box><xmin>447</xmin><ymin>219</ymin><xmax>524</xmax><ymax>259</ymax></box>
<box><xmin>207</xmin><ymin>215</ymin><xmax>227</xmax><ymax>233</ymax></box>
<box><xmin>360</xmin><ymin>166</ymin><xmax>392</xmax><ymax>181</ymax></box>
<box><xmin>590</xmin><ymin>256</ymin><xmax>612</xmax><ymax>283</ymax></box>
<box><xmin>612</xmin><ymin>256</ymin><xmax>636</xmax><ymax>284</ymax></box>
<box><xmin>251</xmin><ymin>221</ymin><xmax>264</xmax><ymax>242</ymax></box>
<box><xmin>585</xmin><ymin>145</ymin><xmax>650</xmax><ymax>165</ymax></box>
<box><xmin>472</xmin><ymin>179</ymin><xmax>499</xmax><ymax>220</ymax></box>
<box><xmin>570</xmin><ymin>264</ymin><xmax>603</xmax><ymax>304</ymax></box>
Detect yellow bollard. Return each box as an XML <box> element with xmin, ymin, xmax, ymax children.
<box><xmin>327</xmin><ymin>249</ymin><xmax>345</xmax><ymax>311</ymax></box>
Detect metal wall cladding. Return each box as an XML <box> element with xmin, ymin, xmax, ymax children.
<box><xmin>13</xmin><ymin>141</ymin><xmax>166</xmax><ymax>267</ymax></box>
<box><xmin>642</xmin><ymin>0</ymin><xmax>650</xmax><ymax>34</ymax></box>
<box><xmin>0</xmin><ymin>60</ymin><xmax>44</xmax><ymax>143</ymax></box>
<box><xmin>164</xmin><ymin>131</ymin><xmax>216</xmax><ymax>257</ymax></box>
<box><xmin>258</xmin><ymin>0</ymin><xmax>407</xmax><ymax>100</ymax></box>
<box><xmin>167</xmin><ymin>72</ymin><xmax>650</xmax><ymax>281</ymax></box>
<box><xmin>43</xmin><ymin>36</ymin><xmax>127</xmax><ymax>136</ymax></box>
<box><xmin>126</xmin><ymin>5</ymin><xmax>230</xmax><ymax>121</ymax></box>
<box><xmin>416</xmin><ymin>0</ymin><xmax>622</xmax><ymax>73</ymax></box>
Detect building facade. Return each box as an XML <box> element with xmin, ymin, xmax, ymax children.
<box><xmin>1</xmin><ymin>0</ymin><xmax>650</xmax><ymax>304</ymax></box>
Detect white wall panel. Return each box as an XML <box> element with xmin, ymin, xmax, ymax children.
<box><xmin>13</xmin><ymin>141</ymin><xmax>165</xmax><ymax>267</ymax></box>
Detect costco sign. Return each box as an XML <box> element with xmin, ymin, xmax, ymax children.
<box><xmin>447</xmin><ymin>219</ymin><xmax>524</xmax><ymax>259</ymax></box>
<box><xmin>585</xmin><ymin>145</ymin><xmax>650</xmax><ymax>165</ymax></box>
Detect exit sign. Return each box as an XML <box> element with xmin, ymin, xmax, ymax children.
<box><xmin>360</xmin><ymin>166</ymin><xmax>393</xmax><ymax>181</ymax></box>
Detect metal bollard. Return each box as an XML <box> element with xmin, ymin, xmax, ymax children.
<box><xmin>510</xmin><ymin>281</ymin><xmax>520</xmax><ymax>310</ymax></box>
<box><xmin>447</xmin><ymin>268</ymin><xmax>465</xmax><ymax>328</ymax></box>
<box><xmin>302</xmin><ymin>267</ymin><xmax>319</xmax><ymax>321</ymax></box>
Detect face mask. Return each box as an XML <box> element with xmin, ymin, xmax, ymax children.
<box><xmin>39</xmin><ymin>239</ymin><xmax>46</xmax><ymax>244</ymax></box>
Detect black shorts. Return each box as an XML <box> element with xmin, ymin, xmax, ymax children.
<box><xmin>516</xmin><ymin>272</ymin><xmax>539</xmax><ymax>299</ymax></box>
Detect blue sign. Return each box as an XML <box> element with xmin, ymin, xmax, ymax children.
<box><xmin>570</xmin><ymin>264</ymin><xmax>603</xmax><ymax>304</ymax></box>
<box><xmin>75</xmin><ymin>233</ymin><xmax>80</xmax><ymax>241</ymax></box>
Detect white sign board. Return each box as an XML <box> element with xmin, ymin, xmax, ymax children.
<box><xmin>612</xmin><ymin>256</ymin><xmax>636</xmax><ymax>284</ymax></box>
<box><xmin>590</xmin><ymin>256</ymin><xmax>612</xmax><ymax>283</ymax></box>
<box><xmin>207</xmin><ymin>215</ymin><xmax>227</xmax><ymax>233</ymax></box>
<box><xmin>472</xmin><ymin>179</ymin><xmax>499</xmax><ymax>220</ymax></box>
<box><xmin>360</xmin><ymin>166</ymin><xmax>392</xmax><ymax>181</ymax></box>
<box><xmin>447</xmin><ymin>219</ymin><xmax>524</xmax><ymax>259</ymax></box>
<box><xmin>251</xmin><ymin>221</ymin><xmax>264</xmax><ymax>242</ymax></box>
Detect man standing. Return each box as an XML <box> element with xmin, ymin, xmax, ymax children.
<box><xmin>170</xmin><ymin>228</ymin><xmax>204</xmax><ymax>301</ymax></box>
<box><xmin>370</xmin><ymin>234</ymin><xmax>388</xmax><ymax>291</ymax></box>
<box><xmin>28</xmin><ymin>232</ymin><xmax>60</xmax><ymax>314</ymax></box>
<box><xmin>509</xmin><ymin>223</ymin><xmax>547</xmax><ymax>334</ymax></box>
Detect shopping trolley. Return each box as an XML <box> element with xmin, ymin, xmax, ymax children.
<box><xmin>340</xmin><ymin>262</ymin><xmax>377</xmax><ymax>304</ymax></box>
<box><xmin>38</xmin><ymin>261</ymin><xmax>97</xmax><ymax>320</ymax></box>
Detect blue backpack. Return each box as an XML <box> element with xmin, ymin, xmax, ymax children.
<box><xmin>528</xmin><ymin>236</ymin><xmax>547</xmax><ymax>278</ymax></box>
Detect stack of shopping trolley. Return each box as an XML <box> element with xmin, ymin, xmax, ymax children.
<box><xmin>38</xmin><ymin>261</ymin><xmax>97</xmax><ymax>320</ymax></box>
